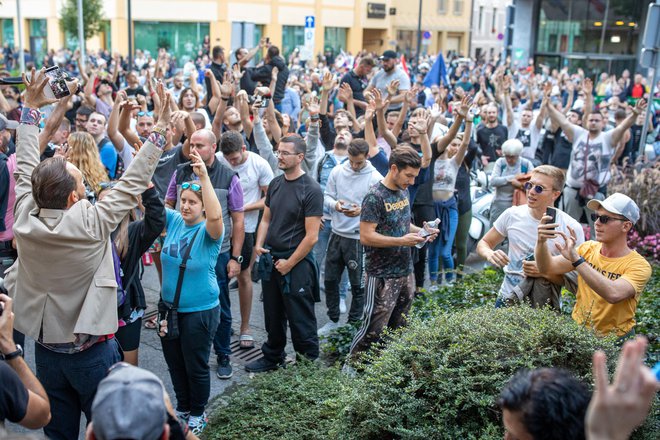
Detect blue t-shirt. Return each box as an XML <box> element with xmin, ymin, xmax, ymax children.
<box><xmin>161</xmin><ymin>209</ymin><xmax>222</xmax><ymax>313</ymax></box>
<box><xmin>368</xmin><ymin>148</ymin><xmax>389</xmax><ymax>177</ymax></box>
<box><xmin>98</xmin><ymin>139</ymin><xmax>118</xmax><ymax>179</ymax></box>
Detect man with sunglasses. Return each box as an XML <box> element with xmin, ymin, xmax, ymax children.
<box><xmin>477</xmin><ymin>166</ymin><xmax>584</xmax><ymax>307</ymax></box>
<box><xmin>536</xmin><ymin>193</ymin><xmax>652</xmax><ymax>338</ymax></box>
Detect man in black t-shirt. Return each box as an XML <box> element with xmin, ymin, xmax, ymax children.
<box><xmin>0</xmin><ymin>294</ymin><xmax>51</xmax><ymax>429</ymax></box>
<box><xmin>476</xmin><ymin>104</ymin><xmax>508</xmax><ymax>169</ymax></box>
<box><xmin>340</xmin><ymin>57</ymin><xmax>375</xmax><ymax>117</ymax></box>
<box><xmin>347</xmin><ymin>147</ymin><xmax>437</xmax><ymax>362</ymax></box>
<box><xmin>247</xmin><ymin>135</ymin><xmax>324</xmax><ymax>373</ymax></box>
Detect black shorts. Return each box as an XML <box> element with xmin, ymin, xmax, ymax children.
<box><xmin>237</xmin><ymin>232</ymin><xmax>255</xmax><ymax>271</ymax></box>
<box><xmin>116</xmin><ymin>317</ymin><xmax>142</xmax><ymax>352</ymax></box>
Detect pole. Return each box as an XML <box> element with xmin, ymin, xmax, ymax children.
<box><xmin>415</xmin><ymin>0</ymin><xmax>423</xmax><ymax>65</ymax></box>
<box><xmin>16</xmin><ymin>0</ymin><xmax>25</xmax><ymax>72</ymax></box>
<box><xmin>77</xmin><ymin>0</ymin><xmax>86</xmax><ymax>71</ymax></box>
<box><xmin>638</xmin><ymin>64</ymin><xmax>657</xmax><ymax>158</ymax></box>
<box><xmin>127</xmin><ymin>0</ymin><xmax>133</xmax><ymax>70</ymax></box>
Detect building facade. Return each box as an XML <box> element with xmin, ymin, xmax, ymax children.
<box><xmin>469</xmin><ymin>0</ymin><xmax>510</xmax><ymax>62</ymax></box>
<box><xmin>510</xmin><ymin>0</ymin><xmax>654</xmax><ymax>75</ymax></box>
<box><xmin>0</xmin><ymin>0</ymin><xmax>472</xmax><ymax>67</ymax></box>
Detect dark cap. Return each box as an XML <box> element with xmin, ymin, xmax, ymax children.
<box><xmin>379</xmin><ymin>50</ymin><xmax>398</xmax><ymax>60</ymax></box>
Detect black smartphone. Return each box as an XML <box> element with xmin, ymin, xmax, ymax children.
<box><xmin>524</xmin><ymin>253</ymin><xmax>535</xmax><ymax>262</ymax></box>
<box><xmin>546</xmin><ymin>206</ymin><xmax>557</xmax><ymax>229</ymax></box>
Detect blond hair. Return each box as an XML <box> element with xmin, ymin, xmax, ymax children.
<box><xmin>532</xmin><ymin>165</ymin><xmax>565</xmax><ymax>191</ymax></box>
<box><xmin>66</xmin><ymin>132</ymin><xmax>109</xmax><ymax>193</ymax></box>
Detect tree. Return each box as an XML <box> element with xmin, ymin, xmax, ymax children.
<box><xmin>59</xmin><ymin>0</ymin><xmax>106</xmax><ymax>41</ymax></box>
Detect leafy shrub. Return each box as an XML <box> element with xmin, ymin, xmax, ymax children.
<box><xmin>342</xmin><ymin>306</ymin><xmax>619</xmax><ymax>440</ymax></box>
<box><xmin>608</xmin><ymin>161</ymin><xmax>660</xmax><ymax>236</ymax></box>
<box><xmin>628</xmin><ymin>231</ymin><xmax>660</xmax><ymax>263</ymax></box>
<box><xmin>321</xmin><ymin>321</ymin><xmax>360</xmax><ymax>363</ymax></box>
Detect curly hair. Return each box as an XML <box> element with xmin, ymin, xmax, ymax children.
<box><xmin>178</xmin><ymin>87</ymin><xmax>200</xmax><ymax>111</ymax></box>
<box><xmin>66</xmin><ymin>132</ymin><xmax>109</xmax><ymax>193</ymax></box>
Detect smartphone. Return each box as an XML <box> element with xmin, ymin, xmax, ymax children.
<box><xmin>546</xmin><ymin>206</ymin><xmax>557</xmax><ymax>229</ymax></box>
<box><xmin>524</xmin><ymin>253</ymin><xmax>535</xmax><ymax>262</ymax></box>
<box><xmin>259</xmin><ymin>97</ymin><xmax>270</xmax><ymax>108</ymax></box>
<box><xmin>44</xmin><ymin>66</ymin><xmax>71</xmax><ymax>99</ymax></box>
<box><xmin>340</xmin><ymin>202</ymin><xmax>353</xmax><ymax>210</ymax></box>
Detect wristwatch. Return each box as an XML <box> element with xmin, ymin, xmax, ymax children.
<box><xmin>572</xmin><ymin>256</ymin><xmax>586</xmax><ymax>268</ymax></box>
<box><xmin>0</xmin><ymin>344</ymin><xmax>23</xmax><ymax>361</ymax></box>
<box><xmin>231</xmin><ymin>255</ymin><xmax>244</xmax><ymax>264</ymax></box>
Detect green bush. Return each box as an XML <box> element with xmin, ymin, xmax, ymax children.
<box><xmin>341</xmin><ymin>306</ymin><xmax>619</xmax><ymax>440</ymax></box>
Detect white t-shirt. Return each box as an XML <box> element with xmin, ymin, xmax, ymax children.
<box><xmin>566</xmin><ymin>126</ymin><xmax>615</xmax><ymax>189</ymax></box>
<box><xmin>494</xmin><ymin>205</ymin><xmax>585</xmax><ymax>298</ymax></box>
<box><xmin>432</xmin><ymin>158</ymin><xmax>460</xmax><ymax>192</ymax></box>
<box><xmin>217</xmin><ymin>151</ymin><xmax>274</xmax><ymax>233</ymax></box>
<box><xmin>508</xmin><ymin>121</ymin><xmax>541</xmax><ymax>160</ymax></box>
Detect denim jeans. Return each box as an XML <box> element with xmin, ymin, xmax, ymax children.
<box><xmin>161</xmin><ymin>306</ymin><xmax>219</xmax><ymax>417</ymax></box>
<box><xmin>428</xmin><ymin>204</ymin><xmax>459</xmax><ymax>283</ymax></box>
<box><xmin>212</xmin><ymin>251</ymin><xmax>232</xmax><ymax>358</ymax></box>
<box><xmin>315</xmin><ymin>219</ymin><xmax>349</xmax><ymax>299</ymax></box>
<box><xmin>35</xmin><ymin>338</ymin><xmax>122</xmax><ymax>440</ymax></box>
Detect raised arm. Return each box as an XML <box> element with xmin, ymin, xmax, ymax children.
<box><xmin>252</xmin><ymin>104</ymin><xmax>278</xmax><ymax>172</ymax></box>
<box><xmin>238</xmin><ymin>38</ymin><xmax>265</xmax><ymax>68</ymax></box>
<box><xmin>118</xmin><ymin>99</ymin><xmax>142</xmax><ymax>150</ymax></box>
<box><xmin>610</xmin><ymin>98</ymin><xmax>646</xmax><ymax>147</ymax></box>
<box><xmin>364</xmin><ymin>100</ymin><xmax>380</xmax><ymax>158</ymax></box>
<box><xmin>544</xmin><ymin>88</ymin><xmax>577</xmax><ymax>143</ymax></box>
<box><xmin>454</xmin><ymin>108</ymin><xmax>473</xmax><ymax>165</ymax></box>
<box><xmin>503</xmin><ymin>76</ymin><xmax>514</xmax><ymax>127</ymax></box>
<box><xmin>107</xmin><ymin>91</ymin><xmax>129</xmax><ymax>152</ymax></box>
<box><xmin>320</xmin><ymin>72</ymin><xmax>335</xmax><ymax>117</ymax></box>
<box><xmin>433</xmin><ymin>97</ymin><xmax>468</xmax><ymax>153</ymax></box>
<box><xmin>338</xmin><ymin>83</ymin><xmax>357</xmax><ymax>121</ymax></box>
<box><xmin>190</xmin><ymin>150</ymin><xmax>223</xmax><ymax>240</ymax></box>
<box><xmin>83</xmin><ymin>72</ymin><xmax>98</xmax><ymax>107</ymax></box>
<box><xmin>235</xmin><ymin>91</ymin><xmax>253</xmax><ymax>138</ymax></box>
<box><xmin>38</xmin><ymin>94</ymin><xmax>73</xmax><ymax>153</ymax></box>
<box><xmin>263</xmin><ymin>89</ymin><xmax>281</xmax><ymax>144</ymax></box>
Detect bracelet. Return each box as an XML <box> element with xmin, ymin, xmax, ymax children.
<box><xmin>20</xmin><ymin>107</ymin><xmax>41</xmax><ymax>126</ymax></box>
<box><xmin>148</xmin><ymin>130</ymin><xmax>167</xmax><ymax>150</ymax></box>
<box><xmin>221</xmin><ymin>96</ymin><xmax>230</xmax><ymax>101</ymax></box>
<box><xmin>572</xmin><ymin>256</ymin><xmax>586</xmax><ymax>268</ymax></box>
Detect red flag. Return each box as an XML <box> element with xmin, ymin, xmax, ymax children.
<box><xmin>400</xmin><ymin>54</ymin><xmax>409</xmax><ymax>75</ymax></box>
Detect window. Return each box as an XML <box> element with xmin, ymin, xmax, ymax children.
<box><xmin>438</xmin><ymin>0</ymin><xmax>447</xmax><ymax>14</ymax></box>
<box><xmin>29</xmin><ymin>19</ymin><xmax>47</xmax><ymax>67</ymax></box>
<box><xmin>282</xmin><ymin>25</ymin><xmax>304</xmax><ymax>60</ymax></box>
<box><xmin>1</xmin><ymin>19</ymin><xmax>14</xmax><ymax>47</ymax></box>
<box><xmin>478</xmin><ymin>7</ymin><xmax>484</xmax><ymax>33</ymax></box>
<box><xmin>492</xmin><ymin>8</ymin><xmax>497</xmax><ymax>32</ymax></box>
<box><xmin>453</xmin><ymin>0</ymin><xmax>463</xmax><ymax>16</ymax></box>
<box><xmin>134</xmin><ymin>22</ymin><xmax>210</xmax><ymax>63</ymax></box>
<box><xmin>324</xmin><ymin>27</ymin><xmax>347</xmax><ymax>56</ymax></box>
<box><xmin>231</xmin><ymin>23</ymin><xmax>263</xmax><ymax>66</ymax></box>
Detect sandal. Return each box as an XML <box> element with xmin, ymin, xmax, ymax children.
<box><xmin>239</xmin><ymin>334</ymin><xmax>255</xmax><ymax>349</ymax></box>
<box><xmin>144</xmin><ymin>317</ymin><xmax>158</xmax><ymax>329</ymax></box>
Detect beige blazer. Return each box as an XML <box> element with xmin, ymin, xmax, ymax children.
<box><xmin>4</xmin><ymin>124</ymin><xmax>163</xmax><ymax>344</ymax></box>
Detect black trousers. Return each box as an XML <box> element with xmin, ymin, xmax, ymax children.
<box><xmin>261</xmin><ymin>258</ymin><xmax>319</xmax><ymax>362</ymax></box>
<box><xmin>324</xmin><ymin>233</ymin><xmax>364</xmax><ymax>323</ymax></box>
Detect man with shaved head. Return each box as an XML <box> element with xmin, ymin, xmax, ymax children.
<box><xmin>165</xmin><ymin>128</ymin><xmax>245</xmax><ymax>381</ymax></box>
<box><xmin>476</xmin><ymin>103</ymin><xmax>508</xmax><ymax>170</ymax></box>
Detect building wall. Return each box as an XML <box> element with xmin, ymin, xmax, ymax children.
<box><xmin>0</xmin><ymin>0</ymin><xmax>472</xmax><ymax>65</ymax></box>
<box><xmin>469</xmin><ymin>0</ymin><xmax>510</xmax><ymax>61</ymax></box>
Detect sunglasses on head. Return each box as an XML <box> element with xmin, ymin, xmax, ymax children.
<box><xmin>181</xmin><ymin>182</ymin><xmax>202</xmax><ymax>192</ymax></box>
<box><xmin>523</xmin><ymin>182</ymin><xmax>552</xmax><ymax>194</ymax></box>
<box><xmin>590</xmin><ymin>213</ymin><xmax>628</xmax><ymax>224</ymax></box>
<box><xmin>137</xmin><ymin>111</ymin><xmax>154</xmax><ymax>117</ymax></box>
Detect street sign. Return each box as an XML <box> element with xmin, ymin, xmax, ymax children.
<box><xmin>422</xmin><ymin>31</ymin><xmax>431</xmax><ymax>40</ymax></box>
<box><xmin>302</xmin><ymin>15</ymin><xmax>315</xmax><ymax>61</ymax></box>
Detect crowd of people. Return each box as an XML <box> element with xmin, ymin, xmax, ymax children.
<box><xmin>0</xmin><ymin>35</ymin><xmax>658</xmax><ymax>439</ymax></box>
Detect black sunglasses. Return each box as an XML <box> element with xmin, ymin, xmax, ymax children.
<box><xmin>523</xmin><ymin>182</ymin><xmax>552</xmax><ymax>194</ymax></box>
<box><xmin>590</xmin><ymin>213</ymin><xmax>628</xmax><ymax>224</ymax></box>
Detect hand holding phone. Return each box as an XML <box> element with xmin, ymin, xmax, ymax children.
<box><xmin>545</xmin><ymin>206</ymin><xmax>557</xmax><ymax>230</ymax></box>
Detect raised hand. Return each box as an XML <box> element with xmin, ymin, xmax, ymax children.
<box><xmin>372</xmin><ymin>89</ymin><xmax>389</xmax><ymax>112</ymax></box>
<box><xmin>156</xmin><ymin>82</ymin><xmax>172</xmax><ymax>126</ymax></box>
<box><xmin>190</xmin><ymin>150</ymin><xmax>208</xmax><ymax>179</ymax></box>
<box><xmin>308</xmin><ymin>96</ymin><xmax>320</xmax><ymax>116</ymax></box>
<box><xmin>22</xmin><ymin>68</ymin><xmax>57</xmax><ymax>108</ymax></box>
<box><xmin>582</xmin><ymin>77</ymin><xmax>593</xmax><ymax>95</ymax></box>
<box><xmin>634</xmin><ymin>97</ymin><xmax>647</xmax><ymax>114</ymax></box>
<box><xmin>457</xmin><ymin>95</ymin><xmax>472</xmax><ymax>118</ymax></box>
<box><xmin>338</xmin><ymin>82</ymin><xmax>353</xmax><ymax>102</ymax></box>
<box><xmin>365</xmin><ymin>99</ymin><xmax>376</xmax><ymax>120</ymax></box>
<box><xmin>386</xmin><ymin>79</ymin><xmax>400</xmax><ymax>97</ymax></box>
<box><xmin>553</xmin><ymin>225</ymin><xmax>579</xmax><ymax>262</ymax></box>
<box><xmin>322</xmin><ymin>71</ymin><xmax>335</xmax><ymax>91</ymax></box>
<box><xmin>232</xmin><ymin>64</ymin><xmax>244</xmax><ymax>82</ymax></box>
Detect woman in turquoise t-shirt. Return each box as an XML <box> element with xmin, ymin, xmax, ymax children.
<box><xmin>159</xmin><ymin>149</ymin><xmax>224</xmax><ymax>435</ymax></box>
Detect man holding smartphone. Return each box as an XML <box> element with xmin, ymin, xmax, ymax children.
<box><xmin>477</xmin><ymin>165</ymin><xmax>584</xmax><ymax>307</ymax></box>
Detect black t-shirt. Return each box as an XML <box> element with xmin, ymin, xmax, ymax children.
<box><xmin>476</xmin><ymin>124</ymin><xmax>508</xmax><ymax>161</ymax></box>
<box><xmin>265</xmin><ymin>173</ymin><xmax>323</xmax><ymax>252</ymax></box>
<box><xmin>0</xmin><ymin>361</ymin><xmax>29</xmax><ymax>424</ymax></box>
<box><xmin>361</xmin><ymin>181</ymin><xmax>412</xmax><ymax>278</ymax></box>
<box><xmin>124</xmin><ymin>86</ymin><xmax>147</xmax><ymax>98</ymax></box>
<box><xmin>340</xmin><ymin>70</ymin><xmax>368</xmax><ymax>116</ymax></box>
<box><xmin>152</xmin><ymin>145</ymin><xmax>186</xmax><ymax>201</ymax></box>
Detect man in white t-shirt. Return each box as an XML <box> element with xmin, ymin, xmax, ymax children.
<box><xmin>544</xmin><ymin>92</ymin><xmax>646</xmax><ymax>230</ymax></box>
<box><xmin>477</xmin><ymin>165</ymin><xmax>584</xmax><ymax>306</ymax></box>
<box><xmin>218</xmin><ymin>130</ymin><xmax>273</xmax><ymax>349</ymax></box>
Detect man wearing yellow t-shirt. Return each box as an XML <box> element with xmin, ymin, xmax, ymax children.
<box><xmin>535</xmin><ymin>193</ymin><xmax>652</xmax><ymax>337</ymax></box>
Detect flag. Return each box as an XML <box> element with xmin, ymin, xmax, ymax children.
<box><xmin>400</xmin><ymin>54</ymin><xmax>409</xmax><ymax>75</ymax></box>
<box><xmin>423</xmin><ymin>52</ymin><xmax>449</xmax><ymax>88</ymax></box>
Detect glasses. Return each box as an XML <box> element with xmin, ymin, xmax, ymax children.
<box><xmin>137</xmin><ymin>111</ymin><xmax>154</xmax><ymax>117</ymax></box>
<box><xmin>275</xmin><ymin>150</ymin><xmax>300</xmax><ymax>157</ymax></box>
<box><xmin>591</xmin><ymin>213</ymin><xmax>628</xmax><ymax>224</ymax></box>
<box><xmin>523</xmin><ymin>182</ymin><xmax>553</xmax><ymax>194</ymax></box>
<box><xmin>181</xmin><ymin>182</ymin><xmax>202</xmax><ymax>192</ymax></box>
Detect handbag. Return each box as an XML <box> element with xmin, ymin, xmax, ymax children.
<box><xmin>158</xmin><ymin>228</ymin><xmax>200</xmax><ymax>340</ymax></box>
<box><xmin>579</xmin><ymin>137</ymin><xmax>600</xmax><ymax>199</ymax></box>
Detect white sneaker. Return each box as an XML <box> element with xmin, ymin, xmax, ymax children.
<box><xmin>339</xmin><ymin>298</ymin><xmax>347</xmax><ymax>314</ymax></box>
<box><xmin>317</xmin><ymin>321</ymin><xmax>342</xmax><ymax>336</ymax></box>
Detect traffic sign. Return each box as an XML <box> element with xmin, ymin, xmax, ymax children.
<box><xmin>303</xmin><ymin>16</ymin><xmax>315</xmax><ymax>61</ymax></box>
<box><xmin>422</xmin><ymin>31</ymin><xmax>431</xmax><ymax>40</ymax></box>
<box><xmin>305</xmin><ymin>16</ymin><xmax>315</xmax><ymax>29</ymax></box>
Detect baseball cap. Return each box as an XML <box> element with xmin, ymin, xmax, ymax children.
<box><xmin>379</xmin><ymin>50</ymin><xmax>398</xmax><ymax>60</ymax></box>
<box><xmin>587</xmin><ymin>193</ymin><xmax>640</xmax><ymax>224</ymax></box>
<box><xmin>0</xmin><ymin>114</ymin><xmax>18</xmax><ymax>131</ymax></box>
<box><xmin>418</xmin><ymin>62</ymin><xmax>430</xmax><ymax>71</ymax></box>
<box><xmin>91</xmin><ymin>363</ymin><xmax>168</xmax><ymax>440</ymax></box>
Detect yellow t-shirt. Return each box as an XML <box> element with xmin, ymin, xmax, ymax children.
<box><xmin>572</xmin><ymin>241</ymin><xmax>652</xmax><ymax>336</ymax></box>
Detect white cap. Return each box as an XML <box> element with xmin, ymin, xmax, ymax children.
<box><xmin>587</xmin><ymin>193</ymin><xmax>640</xmax><ymax>224</ymax></box>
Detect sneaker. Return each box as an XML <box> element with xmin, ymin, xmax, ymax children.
<box><xmin>188</xmin><ymin>413</ymin><xmax>208</xmax><ymax>435</ymax></box>
<box><xmin>317</xmin><ymin>321</ymin><xmax>342</xmax><ymax>337</ymax></box>
<box><xmin>228</xmin><ymin>279</ymin><xmax>239</xmax><ymax>290</ymax></box>
<box><xmin>339</xmin><ymin>298</ymin><xmax>347</xmax><ymax>314</ymax></box>
<box><xmin>216</xmin><ymin>355</ymin><xmax>233</xmax><ymax>379</ymax></box>
<box><xmin>175</xmin><ymin>410</ymin><xmax>190</xmax><ymax>424</ymax></box>
<box><xmin>245</xmin><ymin>357</ymin><xmax>285</xmax><ymax>373</ymax></box>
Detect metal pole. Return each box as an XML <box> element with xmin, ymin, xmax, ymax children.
<box><xmin>77</xmin><ymin>0</ymin><xmax>86</xmax><ymax>71</ymax></box>
<box><xmin>16</xmin><ymin>0</ymin><xmax>25</xmax><ymax>72</ymax></box>
<box><xmin>638</xmin><ymin>64</ymin><xmax>658</xmax><ymax>158</ymax></box>
<box><xmin>127</xmin><ymin>0</ymin><xmax>133</xmax><ymax>70</ymax></box>
<box><xmin>415</xmin><ymin>0</ymin><xmax>423</xmax><ymax>65</ymax></box>
<box><xmin>599</xmin><ymin>0</ymin><xmax>610</xmax><ymax>54</ymax></box>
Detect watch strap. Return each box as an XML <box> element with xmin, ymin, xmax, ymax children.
<box><xmin>1</xmin><ymin>344</ymin><xmax>23</xmax><ymax>361</ymax></box>
<box><xmin>572</xmin><ymin>256</ymin><xmax>586</xmax><ymax>268</ymax></box>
